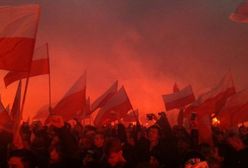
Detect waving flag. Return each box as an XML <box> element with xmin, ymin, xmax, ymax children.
<box><xmin>184</xmin><ymin>73</ymin><xmax>236</xmax><ymax>143</ymax></box>
<box><xmin>4</xmin><ymin>43</ymin><xmax>49</xmax><ymax>87</ymax></box>
<box><xmin>53</xmin><ymin>72</ymin><xmax>86</xmax><ymax>121</ymax></box>
<box><xmin>94</xmin><ymin>86</ymin><xmax>133</xmax><ymax>127</ymax></box>
<box><xmin>218</xmin><ymin>89</ymin><xmax>248</xmax><ymax>128</ymax></box>
<box><xmin>229</xmin><ymin>0</ymin><xmax>248</xmax><ymax>23</ymax></box>
<box><xmin>91</xmin><ymin>80</ymin><xmax>118</xmax><ymax>112</ymax></box>
<box><xmin>0</xmin><ymin>5</ymin><xmax>40</xmax><ymax>71</ymax></box>
<box><xmin>163</xmin><ymin>85</ymin><xmax>195</xmax><ymax>111</ymax></box>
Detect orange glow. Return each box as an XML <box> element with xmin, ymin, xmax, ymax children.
<box><xmin>212</xmin><ymin>117</ymin><xmax>220</xmax><ymax>126</ymax></box>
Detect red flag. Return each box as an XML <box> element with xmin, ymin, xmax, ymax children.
<box><xmin>91</xmin><ymin>80</ymin><xmax>118</xmax><ymax>112</ymax></box>
<box><xmin>198</xmin><ymin>72</ymin><xmax>236</xmax><ymax>116</ymax></box>
<box><xmin>52</xmin><ymin>72</ymin><xmax>86</xmax><ymax>121</ymax></box>
<box><xmin>229</xmin><ymin>0</ymin><xmax>248</xmax><ymax>23</ymax></box>
<box><xmin>0</xmin><ymin>5</ymin><xmax>40</xmax><ymax>71</ymax></box>
<box><xmin>198</xmin><ymin>73</ymin><xmax>235</xmax><ymax>104</ymax></box>
<box><xmin>10</xmin><ymin>81</ymin><xmax>22</xmax><ymax>121</ymax></box>
<box><xmin>162</xmin><ymin>85</ymin><xmax>195</xmax><ymax>111</ymax></box>
<box><xmin>184</xmin><ymin>73</ymin><xmax>236</xmax><ymax>144</ymax></box>
<box><xmin>218</xmin><ymin>89</ymin><xmax>248</xmax><ymax>128</ymax></box>
<box><xmin>4</xmin><ymin>43</ymin><xmax>49</xmax><ymax>87</ymax></box>
<box><xmin>94</xmin><ymin>86</ymin><xmax>133</xmax><ymax>127</ymax></box>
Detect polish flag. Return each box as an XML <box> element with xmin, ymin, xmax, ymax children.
<box><xmin>198</xmin><ymin>72</ymin><xmax>236</xmax><ymax>115</ymax></box>
<box><xmin>184</xmin><ymin>73</ymin><xmax>235</xmax><ymax>144</ymax></box>
<box><xmin>0</xmin><ymin>5</ymin><xmax>40</xmax><ymax>71</ymax></box>
<box><xmin>91</xmin><ymin>80</ymin><xmax>118</xmax><ymax>112</ymax></box>
<box><xmin>4</xmin><ymin>43</ymin><xmax>49</xmax><ymax>87</ymax></box>
<box><xmin>52</xmin><ymin>72</ymin><xmax>86</xmax><ymax>121</ymax></box>
<box><xmin>229</xmin><ymin>0</ymin><xmax>248</xmax><ymax>23</ymax></box>
<box><xmin>162</xmin><ymin>85</ymin><xmax>195</xmax><ymax>111</ymax></box>
<box><xmin>198</xmin><ymin>73</ymin><xmax>235</xmax><ymax>104</ymax></box>
<box><xmin>94</xmin><ymin>86</ymin><xmax>133</xmax><ymax>127</ymax></box>
<box><xmin>218</xmin><ymin>89</ymin><xmax>248</xmax><ymax>128</ymax></box>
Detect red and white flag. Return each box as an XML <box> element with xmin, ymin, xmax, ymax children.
<box><xmin>91</xmin><ymin>80</ymin><xmax>118</xmax><ymax>112</ymax></box>
<box><xmin>162</xmin><ymin>85</ymin><xmax>195</xmax><ymax>111</ymax></box>
<box><xmin>198</xmin><ymin>73</ymin><xmax>235</xmax><ymax>104</ymax></box>
<box><xmin>94</xmin><ymin>86</ymin><xmax>133</xmax><ymax>127</ymax></box>
<box><xmin>198</xmin><ymin>72</ymin><xmax>236</xmax><ymax>115</ymax></box>
<box><xmin>4</xmin><ymin>43</ymin><xmax>49</xmax><ymax>87</ymax></box>
<box><xmin>52</xmin><ymin>72</ymin><xmax>86</xmax><ymax>121</ymax></box>
<box><xmin>229</xmin><ymin>0</ymin><xmax>248</xmax><ymax>23</ymax></box>
<box><xmin>218</xmin><ymin>89</ymin><xmax>248</xmax><ymax>128</ymax></box>
<box><xmin>0</xmin><ymin>5</ymin><xmax>40</xmax><ymax>71</ymax></box>
<box><xmin>184</xmin><ymin>73</ymin><xmax>236</xmax><ymax>144</ymax></box>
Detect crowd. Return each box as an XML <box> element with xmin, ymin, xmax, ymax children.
<box><xmin>0</xmin><ymin>112</ymin><xmax>248</xmax><ymax>168</ymax></box>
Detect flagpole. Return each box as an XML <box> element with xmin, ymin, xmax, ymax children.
<box><xmin>46</xmin><ymin>43</ymin><xmax>52</xmax><ymax>115</ymax></box>
<box><xmin>20</xmin><ymin>70</ymin><xmax>31</xmax><ymax>121</ymax></box>
<box><xmin>20</xmin><ymin>9</ymin><xmax>40</xmax><ymax>121</ymax></box>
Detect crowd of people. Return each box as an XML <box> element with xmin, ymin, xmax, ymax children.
<box><xmin>0</xmin><ymin>112</ymin><xmax>248</xmax><ymax>168</ymax></box>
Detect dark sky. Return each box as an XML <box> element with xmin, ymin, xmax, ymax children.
<box><xmin>0</xmin><ymin>0</ymin><xmax>247</xmax><ymax>121</ymax></box>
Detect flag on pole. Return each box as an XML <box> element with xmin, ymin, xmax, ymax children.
<box><xmin>4</xmin><ymin>43</ymin><xmax>49</xmax><ymax>87</ymax></box>
<box><xmin>198</xmin><ymin>73</ymin><xmax>235</xmax><ymax>105</ymax></box>
<box><xmin>184</xmin><ymin>73</ymin><xmax>236</xmax><ymax>144</ymax></box>
<box><xmin>162</xmin><ymin>85</ymin><xmax>195</xmax><ymax>111</ymax></box>
<box><xmin>91</xmin><ymin>80</ymin><xmax>118</xmax><ymax>112</ymax></box>
<box><xmin>94</xmin><ymin>86</ymin><xmax>133</xmax><ymax>127</ymax></box>
<box><xmin>229</xmin><ymin>0</ymin><xmax>248</xmax><ymax>23</ymax></box>
<box><xmin>0</xmin><ymin>5</ymin><xmax>40</xmax><ymax>71</ymax></box>
<box><xmin>218</xmin><ymin>89</ymin><xmax>248</xmax><ymax>128</ymax></box>
<box><xmin>198</xmin><ymin>72</ymin><xmax>236</xmax><ymax>116</ymax></box>
<box><xmin>52</xmin><ymin>72</ymin><xmax>86</xmax><ymax>121</ymax></box>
